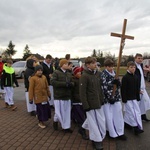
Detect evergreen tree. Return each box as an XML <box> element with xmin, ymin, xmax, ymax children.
<box><xmin>22</xmin><ymin>44</ymin><xmax>32</xmax><ymax>60</ymax></box>
<box><xmin>97</xmin><ymin>50</ymin><xmax>103</xmax><ymax>58</ymax></box>
<box><xmin>91</xmin><ymin>49</ymin><xmax>97</xmax><ymax>57</ymax></box>
<box><xmin>5</xmin><ymin>41</ymin><xmax>17</xmax><ymax>58</ymax></box>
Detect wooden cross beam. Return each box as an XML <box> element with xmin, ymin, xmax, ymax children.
<box><xmin>110</xmin><ymin>19</ymin><xmax>134</xmax><ymax>94</ymax></box>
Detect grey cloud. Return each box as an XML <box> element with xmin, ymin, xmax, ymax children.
<box><xmin>0</xmin><ymin>0</ymin><xmax>149</xmax><ymax>57</ymax></box>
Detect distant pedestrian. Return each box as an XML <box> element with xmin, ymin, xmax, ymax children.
<box><xmin>101</xmin><ymin>59</ymin><xmax>127</xmax><ymax>140</ymax></box>
<box><xmin>121</xmin><ymin>61</ymin><xmax>144</xmax><ymax>135</ymax></box>
<box><xmin>71</xmin><ymin>66</ymin><xmax>88</xmax><ymax>140</ymax></box>
<box><xmin>68</xmin><ymin>62</ymin><xmax>73</xmax><ymax>73</ymax></box>
<box><xmin>51</xmin><ymin>59</ymin><xmax>74</xmax><ymax>133</ymax></box>
<box><xmin>80</xmin><ymin>56</ymin><xmax>106</xmax><ymax>150</ymax></box>
<box><xmin>65</xmin><ymin>54</ymin><xmax>71</xmax><ymax>62</ymax></box>
<box><xmin>29</xmin><ymin>65</ymin><xmax>51</xmax><ymax>129</ymax></box>
<box><xmin>1</xmin><ymin>59</ymin><xmax>19</xmax><ymax>110</ymax></box>
<box><xmin>134</xmin><ymin>53</ymin><xmax>150</xmax><ymax>121</ymax></box>
<box><xmin>54</xmin><ymin>57</ymin><xmax>59</xmax><ymax>70</ymax></box>
<box><xmin>24</xmin><ymin>59</ymin><xmax>36</xmax><ymax>116</ymax></box>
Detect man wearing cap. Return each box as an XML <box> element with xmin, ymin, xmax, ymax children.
<box><xmin>51</xmin><ymin>59</ymin><xmax>74</xmax><ymax>133</ymax></box>
<box><xmin>1</xmin><ymin>59</ymin><xmax>19</xmax><ymax>110</ymax></box>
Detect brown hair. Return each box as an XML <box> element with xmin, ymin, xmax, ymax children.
<box><xmin>6</xmin><ymin>59</ymin><xmax>13</xmax><ymax>64</ymax></box>
<box><xmin>65</xmin><ymin>54</ymin><xmax>70</xmax><ymax>60</ymax></box>
<box><xmin>46</xmin><ymin>54</ymin><xmax>52</xmax><ymax>59</ymax></box>
<box><xmin>135</xmin><ymin>53</ymin><xmax>142</xmax><ymax>58</ymax></box>
<box><xmin>104</xmin><ymin>59</ymin><xmax>114</xmax><ymax>67</ymax></box>
<box><xmin>127</xmin><ymin>61</ymin><xmax>136</xmax><ymax>68</ymax></box>
<box><xmin>85</xmin><ymin>57</ymin><xmax>97</xmax><ymax>65</ymax></box>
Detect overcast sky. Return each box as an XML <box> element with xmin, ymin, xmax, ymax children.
<box><xmin>0</xmin><ymin>0</ymin><xmax>150</xmax><ymax>58</ymax></box>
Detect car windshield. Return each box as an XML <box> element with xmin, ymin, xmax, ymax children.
<box><xmin>12</xmin><ymin>62</ymin><xmax>26</xmax><ymax>67</ymax></box>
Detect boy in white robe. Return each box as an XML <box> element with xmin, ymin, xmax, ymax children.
<box><xmin>51</xmin><ymin>59</ymin><xmax>74</xmax><ymax>133</ymax></box>
<box><xmin>101</xmin><ymin>59</ymin><xmax>127</xmax><ymax>140</ymax></box>
<box><xmin>80</xmin><ymin>57</ymin><xmax>106</xmax><ymax>150</ymax></box>
<box><xmin>134</xmin><ymin>53</ymin><xmax>150</xmax><ymax>121</ymax></box>
<box><xmin>121</xmin><ymin>61</ymin><xmax>144</xmax><ymax>135</ymax></box>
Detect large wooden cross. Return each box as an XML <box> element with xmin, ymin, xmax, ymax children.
<box><xmin>111</xmin><ymin>19</ymin><xmax>134</xmax><ymax>94</ymax></box>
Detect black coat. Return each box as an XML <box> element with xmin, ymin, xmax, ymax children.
<box><xmin>24</xmin><ymin>59</ymin><xmax>35</xmax><ymax>91</ymax></box>
<box><xmin>41</xmin><ymin>62</ymin><xmax>54</xmax><ymax>85</ymax></box>
<box><xmin>1</xmin><ymin>64</ymin><xmax>18</xmax><ymax>88</ymax></box>
<box><xmin>79</xmin><ymin>69</ymin><xmax>104</xmax><ymax>110</ymax></box>
<box><xmin>121</xmin><ymin>71</ymin><xmax>140</xmax><ymax>103</ymax></box>
<box><xmin>71</xmin><ymin>77</ymin><xmax>80</xmax><ymax>103</ymax></box>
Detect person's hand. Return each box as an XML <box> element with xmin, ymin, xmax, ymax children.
<box><xmin>140</xmin><ymin>90</ymin><xmax>144</xmax><ymax>94</ymax></box>
<box><xmin>66</xmin><ymin>81</ymin><xmax>74</xmax><ymax>87</ymax></box>
<box><xmin>69</xmin><ymin>82</ymin><xmax>74</xmax><ymax>87</ymax></box>
<box><xmin>49</xmin><ymin>74</ymin><xmax>52</xmax><ymax>78</ymax></box>
<box><xmin>112</xmin><ymin>79</ymin><xmax>121</xmax><ymax>86</ymax></box>
<box><xmin>29</xmin><ymin>100</ymin><xmax>33</xmax><ymax>104</ymax></box>
<box><xmin>109</xmin><ymin>98</ymin><xmax>115</xmax><ymax>104</ymax></box>
<box><xmin>85</xmin><ymin>108</ymin><xmax>91</xmax><ymax>112</ymax></box>
<box><xmin>66</xmin><ymin>81</ymin><xmax>70</xmax><ymax>87</ymax></box>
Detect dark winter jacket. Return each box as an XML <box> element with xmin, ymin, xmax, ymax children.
<box><xmin>24</xmin><ymin>59</ymin><xmax>35</xmax><ymax>91</ymax></box>
<box><xmin>79</xmin><ymin>68</ymin><xmax>104</xmax><ymax>110</ymax></box>
<box><xmin>71</xmin><ymin>77</ymin><xmax>81</xmax><ymax>103</ymax></box>
<box><xmin>41</xmin><ymin>61</ymin><xmax>54</xmax><ymax>85</ymax></box>
<box><xmin>101</xmin><ymin>69</ymin><xmax>121</xmax><ymax>104</ymax></box>
<box><xmin>121</xmin><ymin>71</ymin><xmax>140</xmax><ymax>103</ymax></box>
<box><xmin>1</xmin><ymin>63</ymin><xmax>18</xmax><ymax>88</ymax></box>
<box><xmin>51</xmin><ymin>68</ymin><xmax>74</xmax><ymax>100</ymax></box>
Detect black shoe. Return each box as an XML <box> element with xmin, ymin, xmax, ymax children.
<box><xmin>30</xmin><ymin>111</ymin><xmax>36</xmax><ymax>116</ymax></box>
<box><xmin>64</xmin><ymin>128</ymin><xmax>73</xmax><ymax>133</ymax></box>
<box><xmin>106</xmin><ymin>130</ymin><xmax>109</xmax><ymax>136</ymax></box>
<box><xmin>141</xmin><ymin>114</ymin><xmax>150</xmax><ymax>122</ymax></box>
<box><xmin>92</xmin><ymin>141</ymin><xmax>103</xmax><ymax>150</ymax></box>
<box><xmin>50</xmin><ymin>105</ymin><xmax>55</xmax><ymax>110</ymax></box>
<box><xmin>117</xmin><ymin>135</ymin><xmax>127</xmax><ymax>141</ymax></box>
<box><xmin>124</xmin><ymin>123</ymin><xmax>132</xmax><ymax>129</ymax></box>
<box><xmin>53</xmin><ymin>122</ymin><xmax>58</xmax><ymax>130</ymax></box>
<box><xmin>78</xmin><ymin>128</ymin><xmax>89</xmax><ymax>140</ymax></box>
<box><xmin>133</xmin><ymin>127</ymin><xmax>144</xmax><ymax>135</ymax></box>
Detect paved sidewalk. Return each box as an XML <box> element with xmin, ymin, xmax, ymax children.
<box><xmin>0</xmin><ymin>80</ymin><xmax>150</xmax><ymax>150</ymax></box>
<box><xmin>0</xmin><ymin>101</ymin><xmax>116</xmax><ymax>150</ymax></box>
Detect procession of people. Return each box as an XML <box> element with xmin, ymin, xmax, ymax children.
<box><xmin>0</xmin><ymin>53</ymin><xmax>150</xmax><ymax>150</ymax></box>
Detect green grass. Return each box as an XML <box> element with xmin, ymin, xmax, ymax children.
<box><xmin>100</xmin><ymin>66</ymin><xmax>127</xmax><ymax>76</ymax></box>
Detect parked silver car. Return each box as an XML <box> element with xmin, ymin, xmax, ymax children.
<box><xmin>12</xmin><ymin>61</ymin><xmax>26</xmax><ymax>78</ymax></box>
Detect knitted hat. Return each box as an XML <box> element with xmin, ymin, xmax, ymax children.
<box><xmin>34</xmin><ymin>65</ymin><xmax>43</xmax><ymax>72</ymax></box>
<box><xmin>73</xmin><ymin>66</ymin><xmax>83</xmax><ymax>75</ymax></box>
<box><xmin>59</xmin><ymin>59</ymin><xmax>68</xmax><ymax>67</ymax></box>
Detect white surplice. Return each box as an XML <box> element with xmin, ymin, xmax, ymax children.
<box><xmin>82</xmin><ymin>107</ymin><xmax>106</xmax><ymax>142</ymax></box>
